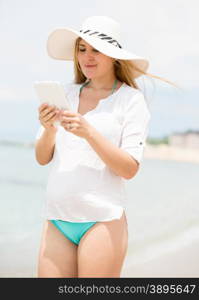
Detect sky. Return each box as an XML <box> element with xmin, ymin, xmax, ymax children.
<box><xmin>0</xmin><ymin>0</ymin><xmax>198</xmax><ymax>139</ymax></box>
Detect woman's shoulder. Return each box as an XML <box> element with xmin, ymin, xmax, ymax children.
<box><xmin>120</xmin><ymin>83</ymin><xmax>145</xmax><ymax>104</ymax></box>
<box><xmin>122</xmin><ymin>82</ymin><xmax>142</xmax><ymax>95</ymax></box>
<box><xmin>121</xmin><ymin>83</ymin><xmax>151</xmax><ymax>116</ymax></box>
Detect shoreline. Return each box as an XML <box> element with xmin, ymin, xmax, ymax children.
<box><xmin>144</xmin><ymin>144</ymin><xmax>199</xmax><ymax>164</ymax></box>
<box><xmin>0</xmin><ymin>141</ymin><xmax>198</xmax><ymax>164</ymax></box>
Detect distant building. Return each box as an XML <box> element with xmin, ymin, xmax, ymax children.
<box><xmin>168</xmin><ymin>130</ymin><xmax>199</xmax><ymax>149</ymax></box>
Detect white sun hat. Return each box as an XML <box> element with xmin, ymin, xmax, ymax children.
<box><xmin>47</xmin><ymin>15</ymin><xmax>149</xmax><ymax>78</ymax></box>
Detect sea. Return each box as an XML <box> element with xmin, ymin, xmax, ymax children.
<box><xmin>0</xmin><ymin>99</ymin><xmax>199</xmax><ymax>277</ymax></box>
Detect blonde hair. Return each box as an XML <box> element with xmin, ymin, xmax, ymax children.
<box><xmin>73</xmin><ymin>37</ymin><xmax>180</xmax><ymax>91</ymax></box>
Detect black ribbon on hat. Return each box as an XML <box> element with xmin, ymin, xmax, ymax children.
<box><xmin>79</xmin><ymin>29</ymin><xmax>122</xmax><ymax>48</ymax></box>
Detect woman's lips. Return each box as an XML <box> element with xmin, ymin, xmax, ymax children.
<box><xmin>85</xmin><ymin>65</ymin><xmax>97</xmax><ymax>68</ymax></box>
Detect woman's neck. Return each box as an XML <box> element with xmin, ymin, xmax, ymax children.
<box><xmin>87</xmin><ymin>75</ymin><xmax>117</xmax><ymax>91</ymax></box>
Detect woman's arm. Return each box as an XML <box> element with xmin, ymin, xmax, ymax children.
<box><xmin>35</xmin><ymin>127</ymin><xmax>57</xmax><ymax>165</ymax></box>
<box><xmin>86</xmin><ymin>127</ymin><xmax>139</xmax><ymax>179</ymax></box>
<box><xmin>35</xmin><ymin>103</ymin><xmax>61</xmax><ymax>165</ymax></box>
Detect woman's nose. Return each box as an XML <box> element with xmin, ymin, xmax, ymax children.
<box><xmin>85</xmin><ymin>51</ymin><xmax>95</xmax><ymax>59</ymax></box>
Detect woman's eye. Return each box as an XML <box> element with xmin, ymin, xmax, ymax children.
<box><xmin>79</xmin><ymin>49</ymin><xmax>99</xmax><ymax>52</ymax></box>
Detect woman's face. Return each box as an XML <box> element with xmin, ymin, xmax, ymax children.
<box><xmin>77</xmin><ymin>39</ymin><xmax>115</xmax><ymax>79</ymax></box>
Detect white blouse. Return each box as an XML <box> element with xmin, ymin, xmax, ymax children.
<box><xmin>35</xmin><ymin>82</ymin><xmax>151</xmax><ymax>222</ymax></box>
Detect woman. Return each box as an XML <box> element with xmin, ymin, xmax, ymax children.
<box><xmin>35</xmin><ymin>16</ymin><xmax>173</xmax><ymax>278</ymax></box>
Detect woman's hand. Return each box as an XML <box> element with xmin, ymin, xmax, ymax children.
<box><xmin>60</xmin><ymin>110</ymin><xmax>94</xmax><ymax>139</ymax></box>
<box><xmin>38</xmin><ymin>103</ymin><xmax>60</xmax><ymax>131</ymax></box>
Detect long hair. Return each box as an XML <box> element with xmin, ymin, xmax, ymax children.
<box><xmin>73</xmin><ymin>37</ymin><xmax>180</xmax><ymax>91</ymax></box>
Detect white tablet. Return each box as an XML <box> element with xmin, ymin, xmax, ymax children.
<box><xmin>33</xmin><ymin>81</ymin><xmax>71</xmax><ymax>111</ymax></box>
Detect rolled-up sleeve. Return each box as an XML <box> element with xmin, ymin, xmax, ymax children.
<box><xmin>119</xmin><ymin>91</ymin><xmax>151</xmax><ymax>164</ymax></box>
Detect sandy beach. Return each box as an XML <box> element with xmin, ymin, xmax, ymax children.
<box><xmin>122</xmin><ymin>238</ymin><xmax>199</xmax><ymax>277</ymax></box>
<box><xmin>144</xmin><ymin>144</ymin><xmax>199</xmax><ymax>164</ymax></box>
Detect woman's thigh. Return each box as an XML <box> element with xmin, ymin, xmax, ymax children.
<box><xmin>37</xmin><ymin>220</ymin><xmax>78</xmax><ymax>277</ymax></box>
<box><xmin>77</xmin><ymin>211</ymin><xmax>128</xmax><ymax>278</ymax></box>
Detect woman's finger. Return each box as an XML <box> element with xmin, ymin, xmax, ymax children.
<box><xmin>43</xmin><ymin>111</ymin><xmax>57</xmax><ymax>122</ymax></box>
<box><xmin>62</xmin><ymin>122</ymin><xmax>78</xmax><ymax>131</ymax></box>
<box><xmin>52</xmin><ymin>112</ymin><xmax>59</xmax><ymax>121</ymax></box>
<box><xmin>40</xmin><ymin>106</ymin><xmax>56</xmax><ymax>118</ymax></box>
<box><xmin>38</xmin><ymin>103</ymin><xmax>49</xmax><ymax>113</ymax></box>
<box><xmin>60</xmin><ymin>116</ymin><xmax>80</xmax><ymax>124</ymax></box>
<box><xmin>64</xmin><ymin>123</ymin><xmax>73</xmax><ymax>130</ymax></box>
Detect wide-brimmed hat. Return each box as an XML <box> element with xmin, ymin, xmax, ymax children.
<box><xmin>47</xmin><ymin>16</ymin><xmax>149</xmax><ymax>78</ymax></box>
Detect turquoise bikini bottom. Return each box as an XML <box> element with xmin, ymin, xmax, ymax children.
<box><xmin>50</xmin><ymin>219</ymin><xmax>97</xmax><ymax>245</ymax></box>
